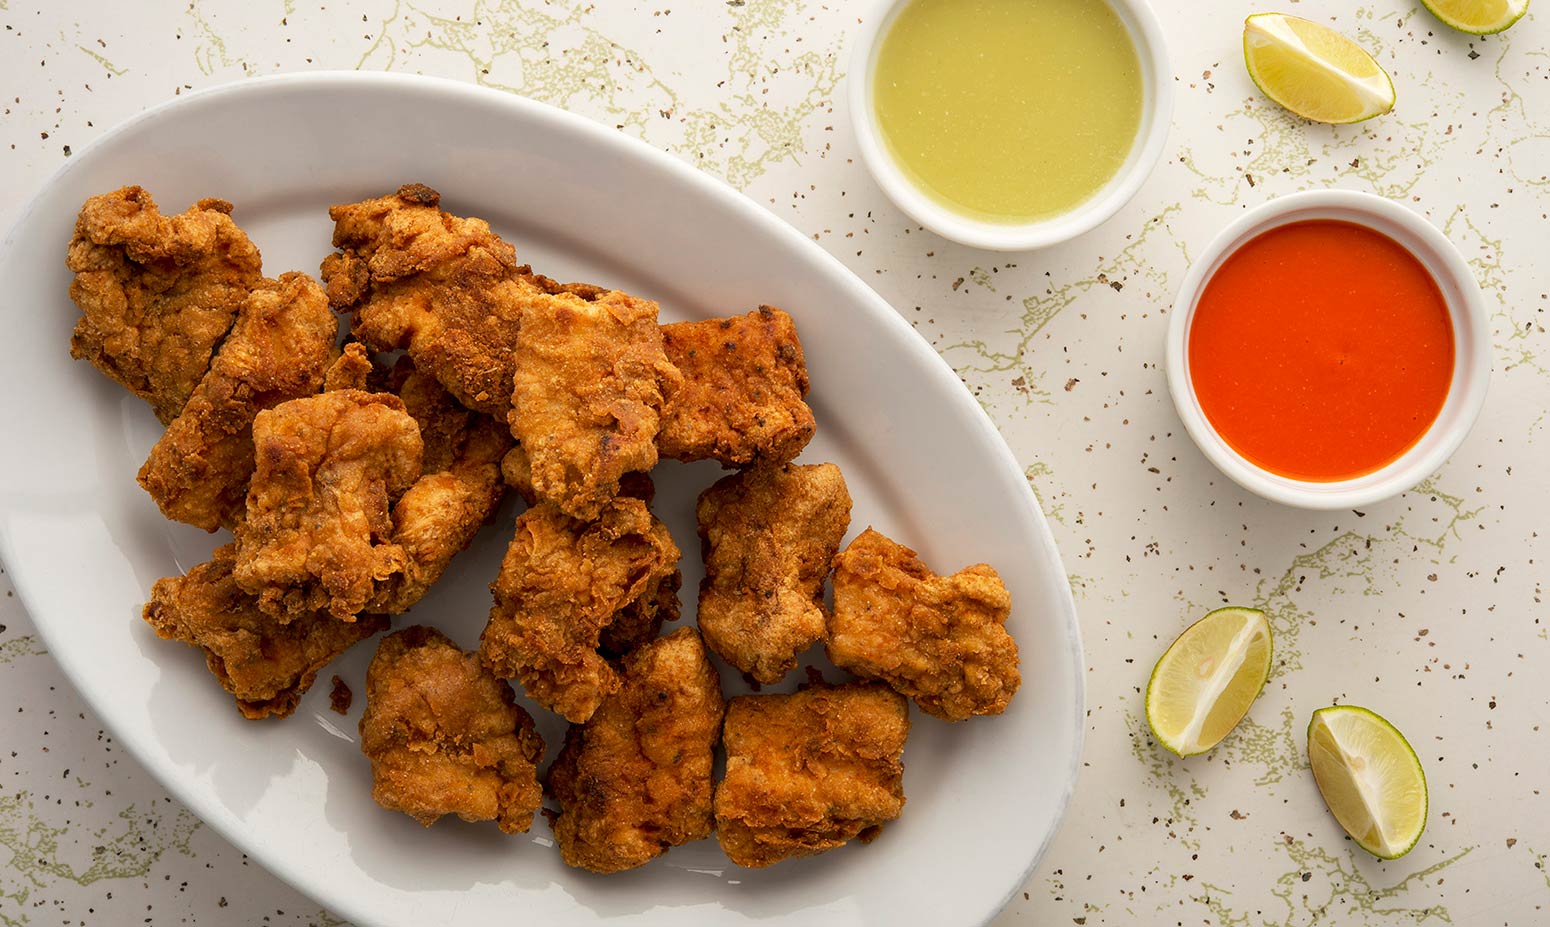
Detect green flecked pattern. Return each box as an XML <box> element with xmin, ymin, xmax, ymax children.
<box><xmin>3</xmin><ymin>0</ymin><xmax>1548</xmax><ymax>923</ymax></box>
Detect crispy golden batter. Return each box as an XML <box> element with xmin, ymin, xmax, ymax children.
<box><xmin>381</xmin><ymin>357</ymin><xmax>504</xmax><ymax>474</ymax></box>
<box><xmin>359</xmin><ymin>626</ymin><xmax>545</xmax><ymax>833</ymax></box>
<box><xmin>321</xmin><ymin>184</ymin><xmax>524</xmax><ymax>414</ymax></box>
<box><xmin>714</xmin><ymin>682</ymin><xmax>909</xmax><ymax>868</ymax></box>
<box><xmin>369</xmin><ymin>361</ymin><xmax>512</xmax><ymax>614</ymax></box>
<box><xmin>827</xmin><ymin>528</ymin><xmax>1020</xmax><ymax>721</ymax></box>
<box><xmin>141</xmin><ymin>544</ymin><xmax>387</xmax><ymax>720</ymax></box>
<box><xmin>67</xmin><ymin>186</ymin><xmax>264</xmax><ymax>423</ymax></box>
<box><xmin>547</xmin><ymin>628</ymin><xmax>724</xmax><ymax>873</ymax></box>
<box><xmin>509</xmin><ymin>289</ymin><xmax>681</xmax><ymax>520</ymax></box>
<box><xmin>323</xmin><ymin>342</ymin><xmax>375</xmax><ymax>392</ymax></box>
<box><xmin>659</xmin><ymin>306</ymin><xmax>815</xmax><ymax>466</ymax></box>
<box><xmin>492</xmin><ymin>457</ymin><xmax>673</xmax><ymax>654</ymax></box>
<box><xmin>322</xmin><ymin>184</ymin><xmax>612</xmax><ymax>416</ymax></box>
<box><xmin>136</xmin><ymin>273</ymin><xmax>339</xmax><ymax>532</ymax></box>
<box><xmin>481</xmin><ymin>497</ymin><xmax>680</xmax><ymax>723</ymax></box>
<box><xmin>523</xmin><ymin>269</ymin><xmax>608</xmax><ymax>302</ymax></box>
<box><xmin>598</xmin><ymin>562</ymin><xmax>681</xmax><ymax>657</ymax></box>
<box><xmin>329</xmin><ymin>675</ymin><xmax>353</xmax><ymax>715</ymax></box>
<box><xmin>696</xmin><ymin>463</ymin><xmax>851</xmax><ymax>684</ymax></box>
<box><xmin>500</xmin><ymin>443</ymin><xmax>660</xmax><ymax>512</ymax></box>
<box><xmin>604</xmin><ymin>472</ymin><xmax>678</xmax><ymax>656</ymax></box>
<box><xmin>233</xmin><ymin>390</ymin><xmax>423</xmax><ymax>622</ymax></box>
<box><xmin>499</xmin><ymin>443</ymin><xmax>536</xmax><ymax>505</ymax></box>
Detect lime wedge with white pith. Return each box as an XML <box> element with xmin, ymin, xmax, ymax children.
<box><xmin>1307</xmin><ymin>706</ymin><xmax>1428</xmax><ymax>859</ymax></box>
<box><xmin>1146</xmin><ymin>607</ymin><xmax>1272</xmax><ymax>757</ymax></box>
<box><xmin>1420</xmin><ymin>0</ymin><xmax>1528</xmax><ymax>34</ymax></box>
<box><xmin>1243</xmin><ymin>13</ymin><xmax>1396</xmax><ymax>124</ymax></box>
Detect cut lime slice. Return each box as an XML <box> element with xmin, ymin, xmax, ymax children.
<box><xmin>1421</xmin><ymin>0</ymin><xmax>1528</xmax><ymax>34</ymax></box>
<box><xmin>1307</xmin><ymin>706</ymin><xmax>1428</xmax><ymax>859</ymax></box>
<box><xmin>1146</xmin><ymin>607</ymin><xmax>1273</xmax><ymax>756</ymax></box>
<box><xmin>1243</xmin><ymin>13</ymin><xmax>1396</xmax><ymax>124</ymax></box>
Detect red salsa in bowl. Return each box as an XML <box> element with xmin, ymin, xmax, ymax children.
<box><xmin>1187</xmin><ymin>219</ymin><xmax>1454</xmax><ymax>482</ymax></box>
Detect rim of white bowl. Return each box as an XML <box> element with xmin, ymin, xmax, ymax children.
<box><xmin>848</xmin><ymin>0</ymin><xmax>1174</xmax><ymax>251</ymax></box>
<box><xmin>1165</xmin><ymin>189</ymin><xmax>1492</xmax><ymax>510</ymax></box>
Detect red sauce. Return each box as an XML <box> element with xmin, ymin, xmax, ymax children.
<box><xmin>1188</xmin><ymin>220</ymin><xmax>1454</xmax><ymax>482</ymax></box>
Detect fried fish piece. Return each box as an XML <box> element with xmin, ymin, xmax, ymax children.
<box><xmin>659</xmin><ymin>306</ymin><xmax>815</xmax><ymax>466</ymax></box>
<box><xmin>481</xmin><ymin>497</ymin><xmax>680</xmax><ymax>723</ymax></box>
<box><xmin>322</xmin><ymin>183</ymin><xmax>610</xmax><ymax>417</ymax></box>
<box><xmin>714</xmin><ymin>682</ymin><xmax>909</xmax><ymax>868</ymax></box>
<box><xmin>368</xmin><ymin>360</ymin><xmax>512</xmax><ymax>615</ymax></box>
<box><xmin>233</xmin><ymin>390</ymin><xmax>423</xmax><ymax>622</ymax></box>
<box><xmin>359</xmin><ymin>625</ymin><xmax>545</xmax><ymax>833</ymax></box>
<box><xmin>329</xmin><ymin>676</ymin><xmax>353</xmax><ymax>715</ymax></box>
<box><xmin>827</xmin><ymin>528</ymin><xmax>1020</xmax><ymax>721</ymax></box>
<box><xmin>547</xmin><ymin>628</ymin><xmax>724</xmax><ymax>873</ymax></box>
<box><xmin>67</xmin><ymin>186</ymin><xmax>264</xmax><ymax>423</ymax></box>
<box><xmin>499</xmin><ymin>442</ymin><xmax>536</xmax><ymax>505</ymax></box>
<box><xmin>491</xmin><ymin>457</ymin><xmax>674</xmax><ymax>654</ymax></box>
<box><xmin>509</xmin><ymin>288</ymin><xmax>681</xmax><ymax>521</ymax></box>
<box><xmin>323</xmin><ymin>341</ymin><xmax>375</xmax><ymax>392</ymax></box>
<box><xmin>500</xmin><ymin>443</ymin><xmax>658</xmax><ymax>512</ymax></box>
<box><xmin>597</xmin><ymin>562</ymin><xmax>681</xmax><ymax>658</ymax></box>
<box><xmin>382</xmin><ymin>356</ymin><xmax>506</xmax><ymax>474</ymax></box>
<box><xmin>523</xmin><ymin>269</ymin><xmax>608</xmax><ymax>302</ymax></box>
<box><xmin>136</xmin><ymin>273</ymin><xmax>339</xmax><ymax>532</ymax></box>
<box><xmin>696</xmin><ymin>462</ymin><xmax>851</xmax><ymax>684</ymax></box>
<box><xmin>141</xmin><ymin>544</ymin><xmax>388</xmax><ymax>720</ymax></box>
<box><xmin>321</xmin><ymin>183</ymin><xmax>524</xmax><ymax>414</ymax></box>
<box><xmin>600</xmin><ymin>471</ymin><xmax>681</xmax><ymax>656</ymax></box>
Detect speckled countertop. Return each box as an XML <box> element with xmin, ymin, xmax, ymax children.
<box><xmin>2</xmin><ymin>2</ymin><xmax>1548</xmax><ymax>925</ymax></box>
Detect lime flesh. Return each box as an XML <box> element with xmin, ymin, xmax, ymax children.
<box><xmin>1243</xmin><ymin>13</ymin><xmax>1395</xmax><ymax>124</ymax></box>
<box><xmin>1146</xmin><ymin>607</ymin><xmax>1273</xmax><ymax>756</ymax></box>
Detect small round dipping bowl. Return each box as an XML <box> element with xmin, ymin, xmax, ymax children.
<box><xmin>848</xmin><ymin>0</ymin><xmax>1173</xmax><ymax>251</ymax></box>
<box><xmin>1166</xmin><ymin>190</ymin><xmax>1491</xmax><ymax>510</ymax></box>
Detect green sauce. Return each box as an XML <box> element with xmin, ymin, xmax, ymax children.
<box><xmin>873</xmin><ymin>0</ymin><xmax>1145</xmax><ymax>223</ymax></box>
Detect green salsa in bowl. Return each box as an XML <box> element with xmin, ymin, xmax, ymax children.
<box><xmin>850</xmin><ymin>0</ymin><xmax>1171</xmax><ymax>250</ymax></box>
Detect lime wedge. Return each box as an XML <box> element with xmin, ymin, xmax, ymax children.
<box><xmin>1243</xmin><ymin>13</ymin><xmax>1396</xmax><ymax>124</ymax></box>
<box><xmin>1420</xmin><ymin>0</ymin><xmax>1528</xmax><ymax>34</ymax></box>
<box><xmin>1146</xmin><ymin>607</ymin><xmax>1273</xmax><ymax>757</ymax></box>
<box><xmin>1307</xmin><ymin>706</ymin><xmax>1428</xmax><ymax>859</ymax></box>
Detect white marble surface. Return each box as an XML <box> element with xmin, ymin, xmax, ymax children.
<box><xmin>2</xmin><ymin>1</ymin><xmax>1548</xmax><ymax>925</ymax></box>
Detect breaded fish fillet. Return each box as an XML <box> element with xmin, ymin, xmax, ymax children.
<box><xmin>547</xmin><ymin>628</ymin><xmax>724</xmax><ymax>872</ymax></box>
<box><xmin>714</xmin><ymin>682</ymin><xmax>909</xmax><ymax>867</ymax></box>
<box><xmin>509</xmin><ymin>288</ymin><xmax>681</xmax><ymax>521</ymax></box>
<box><xmin>321</xmin><ymin>183</ymin><xmax>526</xmax><ymax>415</ymax></box>
<box><xmin>233</xmin><ymin>390</ymin><xmax>423</xmax><ymax>622</ymax></box>
<box><xmin>696</xmin><ymin>462</ymin><xmax>851</xmax><ymax>684</ymax></box>
<box><xmin>659</xmin><ymin>306</ymin><xmax>815</xmax><ymax>466</ymax></box>
<box><xmin>360</xmin><ymin>626</ymin><xmax>545</xmax><ymax>833</ymax></box>
<box><xmin>481</xmin><ymin>497</ymin><xmax>680</xmax><ymax>723</ymax></box>
<box><xmin>828</xmin><ymin>528</ymin><xmax>1020</xmax><ymax>721</ymax></box>
<box><xmin>141</xmin><ymin>544</ymin><xmax>387</xmax><ymax>720</ymax></box>
<box><xmin>137</xmin><ymin>272</ymin><xmax>338</xmax><ymax>531</ymax></box>
<box><xmin>67</xmin><ymin>186</ymin><xmax>264</xmax><ymax>423</ymax></box>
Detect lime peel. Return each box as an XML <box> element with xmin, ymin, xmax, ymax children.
<box><xmin>1420</xmin><ymin>0</ymin><xmax>1529</xmax><ymax>34</ymax></box>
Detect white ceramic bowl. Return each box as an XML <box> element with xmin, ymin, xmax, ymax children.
<box><xmin>848</xmin><ymin>0</ymin><xmax>1173</xmax><ymax>251</ymax></box>
<box><xmin>1165</xmin><ymin>190</ymin><xmax>1491</xmax><ymax>510</ymax></box>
